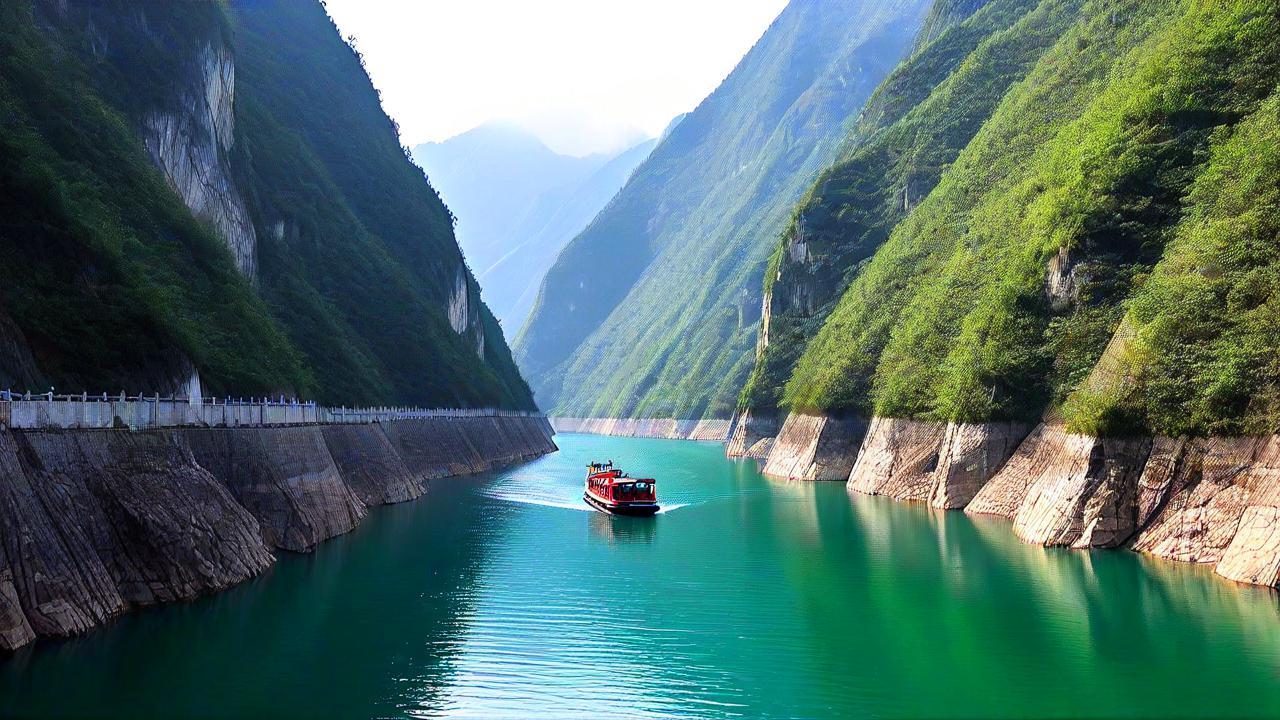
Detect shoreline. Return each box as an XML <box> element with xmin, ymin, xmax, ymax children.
<box><xmin>0</xmin><ymin>416</ymin><xmax>557</xmax><ymax>652</ymax></box>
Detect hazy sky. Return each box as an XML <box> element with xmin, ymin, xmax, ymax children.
<box><xmin>323</xmin><ymin>0</ymin><xmax>789</xmax><ymax>156</ymax></box>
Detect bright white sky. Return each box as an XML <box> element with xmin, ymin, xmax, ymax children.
<box><xmin>323</xmin><ymin>0</ymin><xmax>789</xmax><ymax>156</ymax></box>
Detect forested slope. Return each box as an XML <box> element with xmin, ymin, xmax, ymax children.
<box><xmin>782</xmin><ymin>0</ymin><xmax>1280</xmax><ymax>437</ymax></box>
<box><xmin>516</xmin><ymin>0</ymin><xmax>933</xmax><ymax>419</ymax></box>
<box><xmin>0</xmin><ymin>0</ymin><xmax>534</xmax><ymax>409</ymax></box>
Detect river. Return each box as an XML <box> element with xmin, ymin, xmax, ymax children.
<box><xmin>2</xmin><ymin>434</ymin><xmax>1278</xmax><ymax>718</ymax></box>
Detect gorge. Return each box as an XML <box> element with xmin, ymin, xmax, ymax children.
<box><xmin>517</xmin><ymin>0</ymin><xmax>1280</xmax><ymax>592</ymax></box>
<box><xmin>2</xmin><ymin>0</ymin><xmax>1280</xmax><ymax>714</ymax></box>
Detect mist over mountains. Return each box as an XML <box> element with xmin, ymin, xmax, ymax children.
<box><xmin>413</xmin><ymin>123</ymin><xmax>659</xmax><ymax>334</ymax></box>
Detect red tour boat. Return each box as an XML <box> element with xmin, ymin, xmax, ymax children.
<box><xmin>584</xmin><ymin>461</ymin><xmax>659</xmax><ymax>516</ymax></box>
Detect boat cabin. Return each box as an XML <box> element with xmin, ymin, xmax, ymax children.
<box><xmin>584</xmin><ymin>461</ymin><xmax>658</xmax><ymax>515</ymax></box>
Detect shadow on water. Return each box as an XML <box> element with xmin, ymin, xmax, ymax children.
<box><xmin>3</xmin><ymin>435</ymin><xmax>1280</xmax><ymax>719</ymax></box>
<box><xmin>0</xmin><ymin>475</ymin><xmax>510</xmax><ymax>719</ymax></box>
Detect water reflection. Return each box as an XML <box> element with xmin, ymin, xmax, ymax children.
<box><xmin>0</xmin><ymin>477</ymin><xmax>504</xmax><ymax>719</ymax></box>
<box><xmin>588</xmin><ymin>511</ymin><xmax>657</xmax><ymax>545</ymax></box>
<box><xmin>3</xmin><ymin>436</ymin><xmax>1279</xmax><ymax>719</ymax></box>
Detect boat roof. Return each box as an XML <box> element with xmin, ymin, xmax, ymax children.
<box><xmin>587</xmin><ymin>474</ymin><xmax>654</xmax><ymax>483</ymax></box>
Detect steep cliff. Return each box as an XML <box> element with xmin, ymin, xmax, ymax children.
<box><xmin>739</xmin><ymin>0</ymin><xmax>1071</xmax><ymax>428</ymax></box>
<box><xmin>0</xmin><ymin>0</ymin><xmax>534</xmax><ymax>409</ymax></box>
<box><xmin>516</xmin><ymin>0</ymin><xmax>933</xmax><ymax>420</ymax></box>
<box><xmin>0</xmin><ymin>416</ymin><xmax>557</xmax><ymax>652</ymax></box>
<box><xmin>733</xmin><ymin>0</ymin><xmax>1280</xmax><ymax>589</ymax></box>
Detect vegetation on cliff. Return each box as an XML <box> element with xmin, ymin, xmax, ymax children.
<box><xmin>739</xmin><ymin>0</ymin><xmax>1073</xmax><ymax>412</ymax></box>
<box><xmin>515</xmin><ymin>0</ymin><xmax>933</xmax><ymax>419</ymax></box>
<box><xmin>0</xmin><ymin>0</ymin><xmax>311</xmax><ymax>394</ymax></box>
<box><xmin>781</xmin><ymin>0</ymin><xmax>1280</xmax><ymax>437</ymax></box>
<box><xmin>0</xmin><ymin>0</ymin><xmax>534</xmax><ymax>408</ymax></box>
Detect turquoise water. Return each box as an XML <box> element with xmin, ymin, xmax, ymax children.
<box><xmin>2</xmin><ymin>434</ymin><xmax>1279</xmax><ymax>718</ymax></box>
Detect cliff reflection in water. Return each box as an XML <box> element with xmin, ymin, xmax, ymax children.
<box><xmin>2</xmin><ymin>435</ymin><xmax>1278</xmax><ymax>719</ymax></box>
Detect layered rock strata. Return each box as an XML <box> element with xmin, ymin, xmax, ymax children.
<box><xmin>761</xmin><ymin>413</ymin><xmax>867</xmax><ymax>481</ymax></box>
<box><xmin>768</xmin><ymin>412</ymin><xmax>1280</xmax><ymax>589</ymax></box>
<box><xmin>844</xmin><ymin>418</ymin><xmax>1031</xmax><ymax>508</ymax></box>
<box><xmin>725</xmin><ymin>410</ymin><xmax>782</xmax><ymax>459</ymax></box>
<box><xmin>550</xmin><ymin>417</ymin><xmax>732</xmax><ymax>441</ymax></box>
<box><xmin>0</xmin><ymin>416</ymin><xmax>556</xmax><ymax>651</ymax></box>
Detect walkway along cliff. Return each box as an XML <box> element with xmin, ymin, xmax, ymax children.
<box><xmin>0</xmin><ymin>397</ymin><xmax>556</xmax><ymax>652</ymax></box>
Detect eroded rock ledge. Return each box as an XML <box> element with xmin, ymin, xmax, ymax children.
<box><xmin>0</xmin><ymin>416</ymin><xmax>556</xmax><ymax>651</ymax></box>
<box><xmin>726</xmin><ymin>410</ymin><xmax>782</xmax><ymax>459</ymax></box>
<box><xmin>551</xmin><ymin>417</ymin><xmax>732</xmax><ymax>441</ymax></box>
<box><xmin>760</xmin><ymin>412</ymin><xmax>1280</xmax><ymax>589</ymax></box>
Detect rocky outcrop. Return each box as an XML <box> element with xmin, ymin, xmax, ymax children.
<box><xmin>966</xmin><ymin>424</ymin><xmax>1155</xmax><ymax>549</ymax></box>
<box><xmin>847</xmin><ymin>418</ymin><xmax>946</xmax><ymax>500</ymax></box>
<box><xmin>0</xmin><ymin>428</ymin><xmax>273</xmax><ymax>652</ymax></box>
<box><xmin>1126</xmin><ymin>436</ymin><xmax>1280</xmax><ymax>586</ymax></box>
<box><xmin>929</xmin><ymin>422</ymin><xmax>1032</xmax><ymax>509</ymax></box>
<box><xmin>955</xmin><ymin>424</ymin><xmax>1280</xmax><ymax>587</ymax></box>
<box><xmin>726</xmin><ymin>410</ymin><xmax>782</xmax><ymax>458</ymax></box>
<box><xmin>321</xmin><ymin>424</ymin><xmax>424</xmax><ymax>506</ymax></box>
<box><xmin>846</xmin><ymin>418</ymin><xmax>1031</xmax><ymax>507</ymax></box>
<box><xmin>143</xmin><ymin>42</ymin><xmax>257</xmax><ymax>278</ymax></box>
<box><xmin>1129</xmin><ymin>437</ymin><xmax>1255</xmax><ymax>565</ymax></box>
<box><xmin>1009</xmin><ymin>432</ymin><xmax>1152</xmax><ymax>548</ymax></box>
<box><xmin>0</xmin><ymin>415</ymin><xmax>556</xmax><ymax>651</ymax></box>
<box><xmin>550</xmin><ymin>417</ymin><xmax>732</xmax><ymax>441</ymax></box>
<box><xmin>761</xmin><ymin>413</ymin><xmax>867</xmax><ymax>481</ymax></box>
<box><xmin>185</xmin><ymin>427</ymin><xmax>367</xmax><ymax>553</ymax></box>
<box><xmin>446</xmin><ymin>268</ymin><xmax>485</xmax><ymax>358</ymax></box>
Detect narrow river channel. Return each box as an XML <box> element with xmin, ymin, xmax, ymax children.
<box><xmin>2</xmin><ymin>434</ymin><xmax>1278</xmax><ymax>718</ymax></box>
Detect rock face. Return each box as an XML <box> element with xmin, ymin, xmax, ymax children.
<box><xmin>966</xmin><ymin>424</ymin><xmax>1156</xmax><ymax>550</ymax></box>
<box><xmin>186</xmin><ymin>427</ymin><xmax>368</xmax><ymax>553</ymax></box>
<box><xmin>810</xmin><ymin>414</ymin><xmax>1280</xmax><ymax>589</ymax></box>
<box><xmin>0</xmin><ymin>428</ymin><xmax>272</xmax><ymax>652</ymax></box>
<box><xmin>761</xmin><ymin>413</ymin><xmax>867</xmax><ymax>481</ymax></box>
<box><xmin>726</xmin><ymin>410</ymin><xmax>782</xmax><ymax>458</ymax></box>
<box><xmin>550</xmin><ymin>417</ymin><xmax>732</xmax><ymax>441</ymax></box>
<box><xmin>446</xmin><ymin>268</ymin><xmax>485</xmax><ymax>357</ymax></box>
<box><xmin>1128</xmin><ymin>437</ymin><xmax>1254</xmax><ymax>565</ymax></box>
<box><xmin>143</xmin><ymin>42</ymin><xmax>257</xmax><ymax>278</ymax></box>
<box><xmin>846</xmin><ymin>418</ymin><xmax>1030</xmax><ymax>506</ymax></box>
<box><xmin>929</xmin><ymin>422</ymin><xmax>1032</xmax><ymax>509</ymax></box>
<box><xmin>1009</xmin><ymin>432</ymin><xmax>1153</xmax><ymax>549</ymax></box>
<box><xmin>0</xmin><ymin>416</ymin><xmax>556</xmax><ymax>651</ymax></box>
<box><xmin>847</xmin><ymin>418</ymin><xmax>947</xmax><ymax>501</ymax></box>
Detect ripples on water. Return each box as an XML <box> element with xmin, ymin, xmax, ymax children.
<box><xmin>1</xmin><ymin>434</ymin><xmax>1279</xmax><ymax>719</ymax></box>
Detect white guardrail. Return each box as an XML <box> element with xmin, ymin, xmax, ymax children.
<box><xmin>0</xmin><ymin>391</ymin><xmax>540</xmax><ymax>430</ymax></box>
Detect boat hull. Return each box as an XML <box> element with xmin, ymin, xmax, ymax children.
<box><xmin>584</xmin><ymin>492</ymin><xmax>659</xmax><ymax>517</ymax></box>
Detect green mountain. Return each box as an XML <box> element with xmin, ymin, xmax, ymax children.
<box><xmin>0</xmin><ymin>0</ymin><xmax>534</xmax><ymax>409</ymax></box>
<box><xmin>741</xmin><ymin>0</ymin><xmax>1072</xmax><ymax>414</ymax></box>
<box><xmin>780</xmin><ymin>0</ymin><xmax>1280</xmax><ymax>436</ymax></box>
<box><xmin>515</xmin><ymin>0</ymin><xmax>934</xmax><ymax>419</ymax></box>
<box><xmin>414</xmin><ymin>125</ymin><xmax>657</xmax><ymax>336</ymax></box>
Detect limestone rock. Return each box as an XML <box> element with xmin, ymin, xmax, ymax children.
<box><xmin>847</xmin><ymin>418</ymin><xmax>946</xmax><ymax>501</ymax></box>
<box><xmin>726</xmin><ymin>410</ymin><xmax>782</xmax><ymax>458</ymax></box>
<box><xmin>929</xmin><ymin>422</ymin><xmax>1031</xmax><ymax>509</ymax></box>
<box><xmin>321</xmin><ymin>424</ymin><xmax>425</xmax><ymax>505</ymax></box>
<box><xmin>1008</xmin><ymin>428</ymin><xmax>1152</xmax><ymax>548</ymax></box>
<box><xmin>1215</xmin><ymin>437</ymin><xmax>1280</xmax><ymax>586</ymax></box>
<box><xmin>762</xmin><ymin>413</ymin><xmax>867</xmax><ymax>481</ymax></box>
<box><xmin>0</xmin><ymin>416</ymin><xmax>557</xmax><ymax>651</ymax></box>
<box><xmin>1130</xmin><ymin>437</ymin><xmax>1252</xmax><ymax>564</ymax></box>
<box><xmin>186</xmin><ymin>427</ymin><xmax>367</xmax><ymax>552</ymax></box>
<box><xmin>142</xmin><ymin>43</ymin><xmax>257</xmax><ymax>278</ymax></box>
